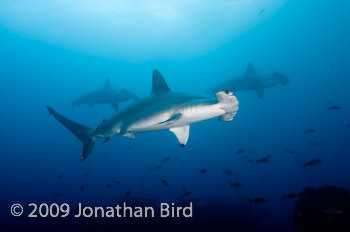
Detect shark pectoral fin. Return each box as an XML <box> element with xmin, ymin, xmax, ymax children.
<box><xmin>159</xmin><ymin>113</ymin><xmax>182</xmax><ymax>125</ymax></box>
<box><xmin>123</xmin><ymin>132</ymin><xmax>135</xmax><ymax>140</ymax></box>
<box><xmin>111</xmin><ymin>103</ymin><xmax>119</xmax><ymax>111</ymax></box>
<box><xmin>255</xmin><ymin>89</ymin><xmax>264</xmax><ymax>98</ymax></box>
<box><xmin>170</xmin><ymin>125</ymin><xmax>190</xmax><ymax>147</ymax></box>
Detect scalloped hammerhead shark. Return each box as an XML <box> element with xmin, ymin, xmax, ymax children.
<box><xmin>72</xmin><ymin>78</ymin><xmax>139</xmax><ymax>112</ymax></box>
<box><xmin>47</xmin><ymin>70</ymin><xmax>239</xmax><ymax>160</ymax></box>
<box><xmin>208</xmin><ymin>62</ymin><xmax>289</xmax><ymax>98</ymax></box>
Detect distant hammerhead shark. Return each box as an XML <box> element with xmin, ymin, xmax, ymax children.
<box><xmin>47</xmin><ymin>70</ymin><xmax>239</xmax><ymax>160</ymax></box>
<box><xmin>72</xmin><ymin>78</ymin><xmax>140</xmax><ymax>112</ymax></box>
<box><xmin>208</xmin><ymin>62</ymin><xmax>289</xmax><ymax>98</ymax></box>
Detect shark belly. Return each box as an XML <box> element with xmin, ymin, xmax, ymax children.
<box><xmin>126</xmin><ymin>103</ymin><xmax>223</xmax><ymax>133</ymax></box>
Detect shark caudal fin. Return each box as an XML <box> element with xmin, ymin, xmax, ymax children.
<box><xmin>216</xmin><ymin>90</ymin><xmax>239</xmax><ymax>121</ymax></box>
<box><xmin>46</xmin><ymin>106</ymin><xmax>96</xmax><ymax>160</ymax></box>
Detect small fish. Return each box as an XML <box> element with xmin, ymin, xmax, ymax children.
<box><xmin>223</xmin><ymin>169</ymin><xmax>233</xmax><ymax>176</ymax></box>
<box><xmin>160</xmin><ymin>179</ymin><xmax>168</xmax><ymax>186</ymax></box>
<box><xmin>304</xmin><ymin>129</ymin><xmax>316</xmax><ymax>133</ymax></box>
<box><xmin>112</xmin><ymin>180</ymin><xmax>120</xmax><ymax>184</ymax></box>
<box><xmin>82</xmin><ymin>172</ymin><xmax>90</xmax><ymax>177</ymax></box>
<box><xmin>283</xmin><ymin>193</ymin><xmax>298</xmax><ymax>199</ymax></box>
<box><xmin>256</xmin><ymin>155</ymin><xmax>271</xmax><ymax>163</ymax></box>
<box><xmin>153</xmin><ymin>165</ymin><xmax>163</xmax><ymax>170</ymax></box>
<box><xmin>323</xmin><ymin>207</ymin><xmax>343</xmax><ymax>214</ymax></box>
<box><xmin>246</xmin><ymin>159</ymin><xmax>255</xmax><ymax>163</ymax></box>
<box><xmin>258</xmin><ymin>8</ymin><xmax>265</xmax><ymax>16</ymax></box>
<box><xmin>57</xmin><ymin>175</ymin><xmax>64</xmax><ymax>179</ymax></box>
<box><xmin>303</xmin><ymin>159</ymin><xmax>322</xmax><ymax>168</ymax></box>
<box><xmin>328</xmin><ymin>105</ymin><xmax>341</xmax><ymax>110</ymax></box>
<box><xmin>52</xmin><ymin>192</ymin><xmax>64</xmax><ymax>197</ymax></box>
<box><xmin>105</xmin><ymin>184</ymin><xmax>112</xmax><ymax>188</ymax></box>
<box><xmin>80</xmin><ymin>185</ymin><xmax>84</xmax><ymax>192</ymax></box>
<box><xmin>260</xmin><ymin>212</ymin><xmax>272</xmax><ymax>217</ymax></box>
<box><xmin>128</xmin><ymin>145</ymin><xmax>132</xmax><ymax>150</ymax></box>
<box><xmin>200</xmin><ymin>169</ymin><xmax>207</xmax><ymax>174</ymax></box>
<box><xmin>182</xmin><ymin>191</ymin><xmax>191</xmax><ymax>197</ymax></box>
<box><xmin>309</xmin><ymin>140</ymin><xmax>325</xmax><ymax>146</ymax></box>
<box><xmin>230</xmin><ymin>182</ymin><xmax>243</xmax><ymax>188</ymax></box>
<box><xmin>125</xmin><ymin>191</ymin><xmax>131</xmax><ymax>198</ymax></box>
<box><xmin>248</xmin><ymin>198</ymin><xmax>268</xmax><ymax>205</ymax></box>
<box><xmin>283</xmin><ymin>150</ymin><xmax>295</xmax><ymax>154</ymax></box>
<box><xmin>161</xmin><ymin>157</ymin><xmax>171</xmax><ymax>162</ymax></box>
<box><xmin>236</xmin><ymin>149</ymin><xmax>245</xmax><ymax>154</ymax></box>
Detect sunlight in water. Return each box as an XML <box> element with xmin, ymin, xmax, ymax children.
<box><xmin>0</xmin><ymin>0</ymin><xmax>286</xmax><ymax>60</ymax></box>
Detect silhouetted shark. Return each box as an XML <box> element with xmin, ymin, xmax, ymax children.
<box><xmin>47</xmin><ymin>70</ymin><xmax>239</xmax><ymax>160</ymax></box>
<box><xmin>208</xmin><ymin>63</ymin><xmax>289</xmax><ymax>98</ymax></box>
<box><xmin>72</xmin><ymin>78</ymin><xmax>139</xmax><ymax>111</ymax></box>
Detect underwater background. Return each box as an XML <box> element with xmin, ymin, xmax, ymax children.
<box><xmin>0</xmin><ymin>0</ymin><xmax>349</xmax><ymax>231</ymax></box>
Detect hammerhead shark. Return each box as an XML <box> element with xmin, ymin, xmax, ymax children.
<box><xmin>72</xmin><ymin>78</ymin><xmax>140</xmax><ymax>111</ymax></box>
<box><xmin>208</xmin><ymin>63</ymin><xmax>289</xmax><ymax>98</ymax></box>
<box><xmin>47</xmin><ymin>70</ymin><xmax>239</xmax><ymax>160</ymax></box>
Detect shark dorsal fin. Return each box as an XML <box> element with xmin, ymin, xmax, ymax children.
<box><xmin>103</xmin><ymin>78</ymin><xmax>112</xmax><ymax>89</ymax></box>
<box><xmin>246</xmin><ymin>62</ymin><xmax>256</xmax><ymax>75</ymax></box>
<box><xmin>151</xmin><ymin>70</ymin><xmax>171</xmax><ymax>95</ymax></box>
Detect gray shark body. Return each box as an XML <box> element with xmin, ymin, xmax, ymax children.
<box><xmin>47</xmin><ymin>70</ymin><xmax>239</xmax><ymax>160</ymax></box>
<box><xmin>72</xmin><ymin>78</ymin><xmax>139</xmax><ymax>111</ymax></box>
<box><xmin>209</xmin><ymin>63</ymin><xmax>289</xmax><ymax>98</ymax></box>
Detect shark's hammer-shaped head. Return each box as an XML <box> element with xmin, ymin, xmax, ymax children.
<box><xmin>272</xmin><ymin>72</ymin><xmax>289</xmax><ymax>85</ymax></box>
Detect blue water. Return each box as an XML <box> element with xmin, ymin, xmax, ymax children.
<box><xmin>1</xmin><ymin>1</ymin><xmax>349</xmax><ymax>231</ymax></box>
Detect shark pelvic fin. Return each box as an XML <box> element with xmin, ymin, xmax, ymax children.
<box><xmin>103</xmin><ymin>78</ymin><xmax>112</xmax><ymax>89</ymax></box>
<box><xmin>255</xmin><ymin>89</ymin><xmax>264</xmax><ymax>98</ymax></box>
<box><xmin>151</xmin><ymin>70</ymin><xmax>171</xmax><ymax>95</ymax></box>
<box><xmin>170</xmin><ymin>125</ymin><xmax>190</xmax><ymax>147</ymax></box>
<box><xmin>46</xmin><ymin>106</ymin><xmax>96</xmax><ymax>160</ymax></box>
<box><xmin>246</xmin><ymin>62</ymin><xmax>256</xmax><ymax>75</ymax></box>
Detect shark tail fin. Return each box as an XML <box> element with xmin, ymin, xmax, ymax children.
<box><xmin>46</xmin><ymin>106</ymin><xmax>96</xmax><ymax>160</ymax></box>
<box><xmin>216</xmin><ymin>90</ymin><xmax>239</xmax><ymax>121</ymax></box>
